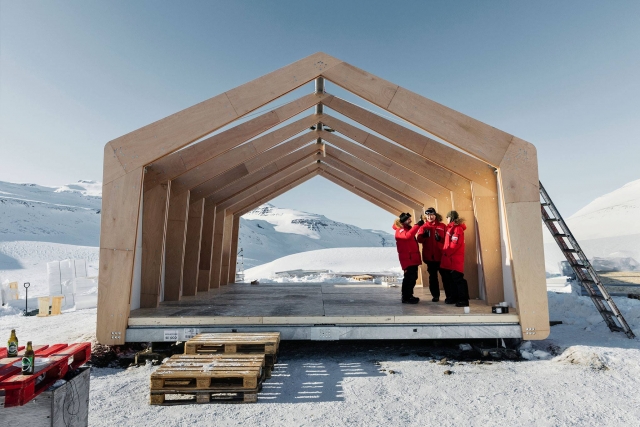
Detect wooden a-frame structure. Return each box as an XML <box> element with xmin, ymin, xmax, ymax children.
<box><xmin>98</xmin><ymin>53</ymin><xmax>548</xmax><ymax>344</ymax></box>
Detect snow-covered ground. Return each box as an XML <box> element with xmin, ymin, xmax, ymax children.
<box><xmin>1</xmin><ymin>287</ymin><xmax>638</xmax><ymax>426</ymax></box>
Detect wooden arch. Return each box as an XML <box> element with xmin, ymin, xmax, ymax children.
<box><xmin>98</xmin><ymin>53</ymin><xmax>548</xmax><ymax>344</ymax></box>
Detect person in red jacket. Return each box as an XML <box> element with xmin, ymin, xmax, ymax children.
<box><xmin>416</xmin><ymin>207</ymin><xmax>447</xmax><ymax>302</ymax></box>
<box><xmin>393</xmin><ymin>212</ymin><xmax>424</xmax><ymax>304</ymax></box>
<box><xmin>440</xmin><ymin>210</ymin><xmax>470</xmax><ymax>307</ymax></box>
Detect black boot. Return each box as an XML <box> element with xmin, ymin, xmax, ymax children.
<box><xmin>455</xmin><ymin>301</ymin><xmax>469</xmax><ymax>307</ymax></box>
<box><xmin>402</xmin><ymin>296</ymin><xmax>420</xmax><ymax>304</ymax></box>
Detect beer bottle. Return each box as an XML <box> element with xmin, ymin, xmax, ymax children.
<box><xmin>7</xmin><ymin>329</ymin><xmax>18</xmax><ymax>357</ymax></box>
<box><xmin>21</xmin><ymin>341</ymin><xmax>35</xmax><ymax>375</ymax></box>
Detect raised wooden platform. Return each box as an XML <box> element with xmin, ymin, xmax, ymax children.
<box><xmin>126</xmin><ymin>283</ymin><xmax>521</xmax><ymax>341</ymax></box>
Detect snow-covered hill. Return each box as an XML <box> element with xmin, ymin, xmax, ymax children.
<box><xmin>544</xmin><ymin>178</ymin><xmax>640</xmax><ymax>273</ymax></box>
<box><xmin>239</xmin><ymin>204</ymin><xmax>394</xmax><ymax>268</ymax></box>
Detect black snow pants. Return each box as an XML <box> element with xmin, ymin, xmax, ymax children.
<box><xmin>401</xmin><ymin>265</ymin><xmax>419</xmax><ymax>298</ymax></box>
<box><xmin>425</xmin><ymin>261</ymin><xmax>444</xmax><ymax>299</ymax></box>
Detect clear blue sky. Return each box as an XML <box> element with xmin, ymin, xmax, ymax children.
<box><xmin>1</xmin><ymin>1</ymin><xmax>639</xmax><ymax>232</ymax></box>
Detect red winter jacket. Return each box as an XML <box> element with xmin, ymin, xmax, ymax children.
<box><xmin>393</xmin><ymin>222</ymin><xmax>422</xmax><ymax>270</ymax></box>
<box><xmin>440</xmin><ymin>222</ymin><xmax>466</xmax><ymax>273</ymax></box>
<box><xmin>416</xmin><ymin>220</ymin><xmax>446</xmax><ymax>263</ymax></box>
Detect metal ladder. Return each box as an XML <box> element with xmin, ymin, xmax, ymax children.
<box><xmin>539</xmin><ymin>181</ymin><xmax>635</xmax><ymax>338</ymax></box>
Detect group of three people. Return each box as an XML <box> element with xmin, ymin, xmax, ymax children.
<box><xmin>393</xmin><ymin>208</ymin><xmax>470</xmax><ymax>307</ymax></box>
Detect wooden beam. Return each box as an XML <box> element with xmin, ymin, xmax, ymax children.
<box><xmin>144</xmin><ymin>94</ymin><xmax>329</xmax><ymax>190</ymax></box>
<box><xmin>171</xmin><ymin>117</ymin><xmax>319</xmax><ymax>197</ymax></box>
<box><xmin>197</xmin><ymin>204</ymin><xmax>215</xmax><ymax>292</ymax></box>
<box><xmin>105</xmin><ymin>52</ymin><xmax>341</xmax><ymax>185</ymax></box>
<box><xmin>182</xmin><ymin>199</ymin><xmax>204</xmax><ymax>297</ymax></box>
<box><xmin>228</xmin><ymin>215</ymin><xmax>241</xmax><ymax>284</ymax></box>
<box><xmin>322</xmin><ymin>157</ymin><xmax>425</xmax><ymax>212</ymax></box>
<box><xmin>323</xmin><ymin>96</ymin><xmax>497</xmax><ymax>192</ymax></box>
<box><xmin>319</xmin><ymin>131</ymin><xmax>453</xmax><ymax>211</ymax></box>
<box><xmin>220</xmin><ymin>214</ymin><xmax>234</xmax><ymax>286</ymax></box>
<box><xmin>499</xmin><ymin>137</ymin><xmax>549</xmax><ymax>339</ymax></box>
<box><xmin>320</xmin><ymin>61</ymin><xmax>512</xmax><ymax>167</ymax></box>
<box><xmin>320</xmin><ymin>116</ymin><xmax>472</xmax><ymax>200</ymax></box>
<box><xmin>192</xmin><ymin>138</ymin><xmax>320</xmax><ymax>202</ymax></box>
<box><xmin>324</xmin><ymin>146</ymin><xmax>437</xmax><ymax>208</ymax></box>
<box><xmin>209</xmin><ymin>208</ymin><xmax>226</xmax><ymax>289</ymax></box>
<box><xmin>139</xmin><ymin>182</ymin><xmax>170</xmax><ymax>308</ymax></box>
<box><xmin>163</xmin><ymin>191</ymin><xmax>190</xmax><ymax>301</ymax></box>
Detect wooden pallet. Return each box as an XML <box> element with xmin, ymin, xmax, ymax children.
<box><xmin>150</xmin><ymin>354</ymin><xmax>263</xmax><ymax>392</ymax></box>
<box><xmin>150</xmin><ymin>389</ymin><xmax>258</xmax><ymax>405</ymax></box>
<box><xmin>184</xmin><ymin>332</ymin><xmax>280</xmax><ymax>357</ymax></box>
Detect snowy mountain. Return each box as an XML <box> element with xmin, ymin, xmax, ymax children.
<box><xmin>544</xmin><ymin>178</ymin><xmax>640</xmax><ymax>273</ymax></box>
<box><xmin>239</xmin><ymin>204</ymin><xmax>395</xmax><ymax>268</ymax></box>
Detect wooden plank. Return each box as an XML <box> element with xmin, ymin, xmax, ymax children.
<box><xmin>198</xmin><ymin>205</ymin><xmax>216</xmax><ymax>292</ymax></box>
<box><xmin>144</xmin><ymin>94</ymin><xmax>329</xmax><ymax>190</ymax></box>
<box><xmin>100</xmin><ymin>168</ymin><xmax>144</xmax><ymax>251</ymax></box>
<box><xmin>320</xmin><ymin>61</ymin><xmax>512</xmax><ymax>166</ymax></box>
<box><xmin>198</xmin><ymin>143</ymin><xmax>320</xmax><ymax>204</ymax></box>
<box><xmin>96</xmin><ymin>248</ymin><xmax>136</xmax><ymax>344</ymax></box>
<box><xmin>502</xmin><ymin>201</ymin><xmax>549</xmax><ymax>340</ymax></box>
<box><xmin>163</xmin><ymin>191</ymin><xmax>190</xmax><ymax>301</ymax></box>
<box><xmin>216</xmin><ymin>160</ymin><xmax>319</xmax><ymax>211</ymax></box>
<box><xmin>140</xmin><ymin>182</ymin><xmax>171</xmax><ymax>308</ymax></box>
<box><xmin>228</xmin><ymin>216</ymin><xmax>241</xmax><ymax>284</ymax></box>
<box><xmin>105</xmin><ymin>52</ymin><xmax>341</xmax><ymax>185</ymax></box>
<box><xmin>324</xmin><ymin>96</ymin><xmax>497</xmax><ymax>192</ymax></box>
<box><xmin>472</xmin><ymin>184</ymin><xmax>504</xmax><ymax>304</ymax></box>
<box><xmin>499</xmin><ymin>137</ymin><xmax>540</xmax><ymax>204</ymax></box>
<box><xmin>209</xmin><ymin>208</ymin><xmax>227</xmax><ymax>289</ymax></box>
<box><xmin>182</xmin><ymin>199</ymin><xmax>204</xmax><ymax>297</ymax></box>
<box><xmin>220</xmin><ymin>214</ymin><xmax>234</xmax><ymax>286</ymax></box>
<box><xmin>325</xmin><ymin>146</ymin><xmax>437</xmax><ymax>207</ymax></box>
<box><xmin>321</xmin><ymin>115</ymin><xmax>473</xmax><ymax>199</ymax></box>
<box><xmin>97</xmin><ymin>168</ymin><xmax>143</xmax><ymax>345</ymax></box>
<box><xmin>171</xmin><ymin>116</ymin><xmax>319</xmax><ymax>197</ymax></box>
<box><xmin>322</xmin><ymin>156</ymin><xmax>425</xmax><ymax>210</ymax></box>
<box><xmin>320</xmin><ymin>167</ymin><xmax>410</xmax><ymax>214</ymax></box>
<box><xmin>454</xmin><ymin>210</ymin><xmax>479</xmax><ymax>299</ymax></box>
<box><xmin>320</xmin><ymin>131</ymin><xmax>453</xmax><ymax>206</ymax></box>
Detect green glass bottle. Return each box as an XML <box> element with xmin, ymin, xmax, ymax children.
<box><xmin>7</xmin><ymin>329</ymin><xmax>18</xmax><ymax>357</ymax></box>
<box><xmin>21</xmin><ymin>341</ymin><xmax>35</xmax><ymax>375</ymax></box>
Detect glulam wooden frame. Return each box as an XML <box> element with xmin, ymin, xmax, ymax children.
<box><xmin>98</xmin><ymin>52</ymin><xmax>548</xmax><ymax>344</ymax></box>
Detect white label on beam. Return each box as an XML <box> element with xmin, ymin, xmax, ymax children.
<box><xmin>163</xmin><ymin>330</ymin><xmax>179</xmax><ymax>342</ymax></box>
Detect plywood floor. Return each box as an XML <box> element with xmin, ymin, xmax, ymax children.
<box><xmin>129</xmin><ymin>283</ymin><xmax>518</xmax><ymax>325</ymax></box>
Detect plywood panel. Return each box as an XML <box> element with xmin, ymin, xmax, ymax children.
<box><xmin>455</xmin><ymin>210</ymin><xmax>479</xmax><ymax>299</ymax></box>
<box><xmin>144</xmin><ymin>93</ymin><xmax>328</xmax><ymax>190</ymax></box>
<box><xmin>163</xmin><ymin>191</ymin><xmax>190</xmax><ymax>301</ymax></box>
<box><xmin>171</xmin><ymin>116</ymin><xmax>318</xmax><ymax>196</ymax></box>
<box><xmin>197</xmin><ymin>205</ymin><xmax>216</xmax><ymax>292</ymax></box>
<box><xmin>189</xmin><ymin>131</ymin><xmax>317</xmax><ymax>202</ymax></box>
<box><xmin>322</xmin><ymin>115</ymin><xmax>472</xmax><ymax>199</ymax></box>
<box><xmin>209</xmin><ymin>208</ymin><xmax>226</xmax><ymax>289</ymax></box>
<box><xmin>220</xmin><ymin>214</ymin><xmax>234</xmax><ymax>286</ymax></box>
<box><xmin>499</xmin><ymin>137</ymin><xmax>540</xmax><ymax>204</ymax></box>
<box><xmin>182</xmin><ymin>199</ymin><xmax>204</xmax><ymax>297</ymax></box>
<box><xmin>325</xmin><ymin>146</ymin><xmax>437</xmax><ymax>207</ymax></box>
<box><xmin>322</xmin><ymin>156</ymin><xmax>424</xmax><ymax>210</ymax></box>
<box><xmin>324</xmin><ymin>96</ymin><xmax>497</xmax><ymax>192</ymax></box>
<box><xmin>140</xmin><ymin>182</ymin><xmax>171</xmax><ymax>308</ymax></box>
<box><xmin>107</xmin><ymin>53</ymin><xmax>340</xmax><ymax>184</ymax></box>
<box><xmin>228</xmin><ymin>216</ymin><xmax>240</xmax><ymax>284</ymax></box>
<box><xmin>96</xmin><ymin>248</ymin><xmax>135</xmax><ymax>345</ymax></box>
<box><xmin>321</xmin><ymin>61</ymin><xmax>511</xmax><ymax>166</ymax></box>
<box><xmin>503</xmin><ymin>201</ymin><xmax>549</xmax><ymax>339</ymax></box>
<box><xmin>321</xmin><ymin>131</ymin><xmax>452</xmax><ymax>205</ymax></box>
<box><xmin>209</xmin><ymin>147</ymin><xmax>319</xmax><ymax>204</ymax></box>
<box><xmin>472</xmin><ymin>185</ymin><xmax>504</xmax><ymax>304</ymax></box>
<box><xmin>203</xmin><ymin>143</ymin><xmax>318</xmax><ymax>202</ymax></box>
<box><xmin>100</xmin><ymin>168</ymin><xmax>144</xmax><ymax>251</ymax></box>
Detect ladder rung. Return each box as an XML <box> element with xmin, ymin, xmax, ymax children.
<box><xmin>544</xmin><ymin>218</ymin><xmax>560</xmax><ymax>222</ymax></box>
<box><xmin>609</xmin><ymin>325</ymin><xmax>624</xmax><ymax>332</ymax></box>
<box><xmin>590</xmin><ymin>294</ymin><xmax>606</xmax><ymax>301</ymax></box>
<box><xmin>601</xmin><ymin>310</ymin><xmax>616</xmax><ymax>317</ymax></box>
<box><xmin>554</xmin><ymin>234</ymin><xmax>570</xmax><ymax>238</ymax></box>
<box><xmin>563</xmin><ymin>249</ymin><xmax>579</xmax><ymax>253</ymax></box>
<box><xmin>541</xmin><ymin>203</ymin><xmax>550</xmax><ymax>206</ymax></box>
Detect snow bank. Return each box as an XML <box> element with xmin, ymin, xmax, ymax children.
<box><xmin>244</xmin><ymin>247</ymin><xmax>402</xmax><ymax>281</ymax></box>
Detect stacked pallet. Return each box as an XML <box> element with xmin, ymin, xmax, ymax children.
<box><xmin>150</xmin><ymin>332</ymin><xmax>280</xmax><ymax>405</ymax></box>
